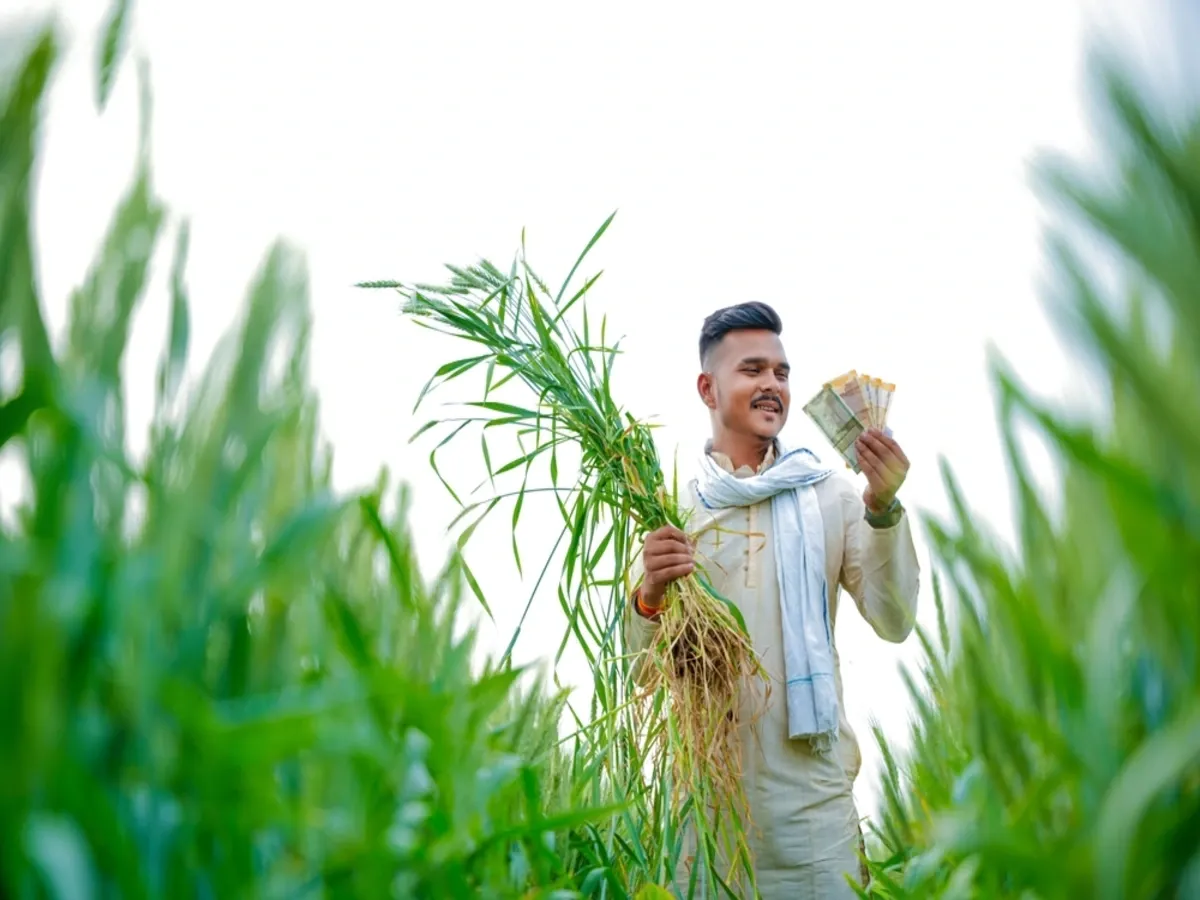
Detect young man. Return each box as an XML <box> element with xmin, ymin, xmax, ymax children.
<box><xmin>624</xmin><ymin>301</ymin><xmax>919</xmax><ymax>898</ymax></box>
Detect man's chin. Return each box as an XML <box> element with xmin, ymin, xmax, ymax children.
<box><xmin>751</xmin><ymin>424</ymin><xmax>784</xmax><ymax>441</ymax></box>
<box><xmin>750</xmin><ymin>411</ymin><xmax>785</xmax><ymax>439</ymax></box>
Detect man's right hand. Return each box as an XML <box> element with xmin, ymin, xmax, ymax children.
<box><xmin>638</xmin><ymin>525</ymin><xmax>695</xmax><ymax>612</ymax></box>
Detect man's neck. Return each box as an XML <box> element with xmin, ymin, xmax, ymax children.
<box><xmin>709</xmin><ymin>433</ymin><xmax>773</xmax><ymax>472</ymax></box>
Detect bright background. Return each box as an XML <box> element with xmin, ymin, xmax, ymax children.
<box><xmin>2</xmin><ymin>0</ymin><xmax>1170</xmax><ymax>822</ymax></box>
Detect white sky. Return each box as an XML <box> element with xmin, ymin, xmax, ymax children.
<box><xmin>4</xmin><ymin>0</ymin><xmax>1164</xmax><ymax>823</ymax></box>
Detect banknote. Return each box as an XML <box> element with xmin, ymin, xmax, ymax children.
<box><xmin>828</xmin><ymin>371</ymin><xmax>871</xmax><ymax>427</ymax></box>
<box><xmin>826</xmin><ymin>369</ymin><xmax>894</xmax><ymax>429</ymax></box>
<box><xmin>803</xmin><ymin>385</ymin><xmax>865</xmax><ymax>472</ymax></box>
<box><xmin>863</xmin><ymin>375</ymin><xmax>895</xmax><ymax>428</ymax></box>
<box><xmin>805</xmin><ymin>373</ymin><xmax>897</xmax><ymax>470</ymax></box>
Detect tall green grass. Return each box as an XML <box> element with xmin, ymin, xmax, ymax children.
<box><xmin>861</xmin><ymin>28</ymin><xmax>1200</xmax><ymax>900</ymax></box>
<box><xmin>4</xmin><ymin>4</ymin><xmax>1198</xmax><ymax>899</ymax></box>
<box><xmin>0</xmin><ymin>19</ymin><xmax>625</xmax><ymax>899</ymax></box>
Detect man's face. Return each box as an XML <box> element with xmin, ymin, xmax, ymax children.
<box><xmin>698</xmin><ymin>329</ymin><xmax>791</xmax><ymax>440</ymax></box>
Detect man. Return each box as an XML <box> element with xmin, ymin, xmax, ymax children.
<box><xmin>623</xmin><ymin>301</ymin><xmax>919</xmax><ymax>898</ymax></box>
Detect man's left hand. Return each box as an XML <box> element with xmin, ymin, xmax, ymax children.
<box><xmin>856</xmin><ymin>428</ymin><xmax>909</xmax><ymax>512</ymax></box>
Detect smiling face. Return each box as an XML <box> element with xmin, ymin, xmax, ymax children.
<box><xmin>698</xmin><ymin>328</ymin><xmax>791</xmax><ymax>444</ymax></box>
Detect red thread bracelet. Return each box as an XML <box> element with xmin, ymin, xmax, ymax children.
<box><xmin>634</xmin><ymin>587</ymin><xmax>662</xmax><ymax>619</ymax></box>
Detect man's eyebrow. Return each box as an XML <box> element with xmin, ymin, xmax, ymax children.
<box><xmin>739</xmin><ymin>356</ymin><xmax>790</xmax><ymax>370</ymax></box>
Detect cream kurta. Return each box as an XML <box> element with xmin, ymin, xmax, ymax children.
<box><xmin>624</xmin><ymin>445</ymin><xmax>920</xmax><ymax>899</ymax></box>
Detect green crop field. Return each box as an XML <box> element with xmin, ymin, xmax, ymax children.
<box><xmin>1</xmin><ymin>4</ymin><xmax>1197</xmax><ymax>898</ymax></box>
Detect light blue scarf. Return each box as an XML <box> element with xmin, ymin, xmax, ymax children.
<box><xmin>693</xmin><ymin>442</ymin><xmax>839</xmax><ymax>754</ymax></box>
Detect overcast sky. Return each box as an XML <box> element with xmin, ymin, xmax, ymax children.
<box><xmin>4</xmin><ymin>0</ymin><xmax>1168</xmax><ymax>821</ymax></box>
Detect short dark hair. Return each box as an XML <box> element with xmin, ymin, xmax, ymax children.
<box><xmin>699</xmin><ymin>302</ymin><xmax>783</xmax><ymax>366</ymax></box>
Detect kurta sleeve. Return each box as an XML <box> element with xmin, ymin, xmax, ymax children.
<box><xmin>836</xmin><ymin>478</ymin><xmax>920</xmax><ymax>643</ymax></box>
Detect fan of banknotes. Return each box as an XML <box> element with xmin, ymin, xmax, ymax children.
<box><xmin>802</xmin><ymin>370</ymin><xmax>895</xmax><ymax>473</ymax></box>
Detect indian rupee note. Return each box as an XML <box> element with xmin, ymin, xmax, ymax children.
<box><xmin>803</xmin><ymin>385</ymin><xmax>865</xmax><ymax>472</ymax></box>
<box><xmin>829</xmin><ymin>370</ymin><xmax>872</xmax><ymax>432</ymax></box>
<box><xmin>876</xmin><ymin>379</ymin><xmax>895</xmax><ymax>431</ymax></box>
<box><xmin>860</xmin><ymin>373</ymin><xmax>879</xmax><ymax>427</ymax></box>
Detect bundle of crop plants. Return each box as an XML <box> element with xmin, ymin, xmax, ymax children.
<box><xmin>361</xmin><ymin>230</ymin><xmax>770</xmax><ymax>891</ymax></box>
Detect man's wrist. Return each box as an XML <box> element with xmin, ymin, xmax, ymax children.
<box><xmin>633</xmin><ymin>585</ymin><xmax>664</xmax><ymax>619</ymax></box>
<box><xmin>864</xmin><ymin>489</ymin><xmax>893</xmax><ymax>514</ymax></box>
<box><xmin>864</xmin><ymin>495</ymin><xmax>903</xmax><ymax>529</ymax></box>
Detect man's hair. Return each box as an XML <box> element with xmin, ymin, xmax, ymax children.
<box><xmin>698</xmin><ymin>301</ymin><xmax>783</xmax><ymax>366</ymax></box>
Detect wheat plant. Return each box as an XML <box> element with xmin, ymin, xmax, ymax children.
<box><xmin>0</xmin><ymin>18</ymin><xmax>626</xmax><ymax>900</ymax></box>
<box><xmin>359</xmin><ymin>225</ymin><xmax>769</xmax><ymax>895</ymax></box>
<box><xmin>860</xmin><ymin>22</ymin><xmax>1200</xmax><ymax>900</ymax></box>
<box><xmin>355</xmin><ymin>224</ymin><xmax>768</xmax><ymax>897</ymax></box>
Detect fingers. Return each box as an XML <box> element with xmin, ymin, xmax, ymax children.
<box><xmin>648</xmin><ymin>552</ymin><xmax>695</xmax><ymax>572</ymax></box>
<box><xmin>643</xmin><ymin>523</ymin><xmax>695</xmax><ymax>587</ymax></box>
<box><xmin>857</xmin><ymin>430</ymin><xmax>908</xmax><ymax>477</ymax></box>
<box><xmin>646</xmin><ymin>524</ymin><xmax>689</xmax><ymax>544</ymax></box>
<box><xmin>872</xmin><ymin>429</ymin><xmax>909</xmax><ymax>468</ymax></box>
<box><xmin>857</xmin><ymin>447</ymin><xmax>885</xmax><ymax>490</ymax></box>
<box><xmin>645</xmin><ymin>525</ymin><xmax>692</xmax><ymax>557</ymax></box>
<box><xmin>648</xmin><ymin>561</ymin><xmax>696</xmax><ymax>584</ymax></box>
<box><xmin>644</xmin><ymin>535</ymin><xmax>692</xmax><ymax>558</ymax></box>
<box><xmin>858</xmin><ymin>441</ymin><xmax>901</xmax><ymax>493</ymax></box>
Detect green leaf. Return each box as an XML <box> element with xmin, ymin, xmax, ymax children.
<box><xmin>459</xmin><ymin>556</ymin><xmax>494</xmax><ymax>621</ymax></box>
<box><xmin>466</xmin><ymin>400</ymin><xmax>539</xmax><ymax>418</ymax></box>
<box><xmin>554</xmin><ymin>211</ymin><xmax>616</xmax><ymax>306</ymax></box>
<box><xmin>95</xmin><ymin>0</ymin><xmax>132</xmax><ymax>111</ymax></box>
<box><xmin>1094</xmin><ymin>701</ymin><xmax>1200</xmax><ymax>899</ymax></box>
<box><xmin>511</xmin><ymin>464</ymin><xmax>530</xmax><ymax>576</ymax></box>
<box><xmin>696</xmin><ymin>575</ymin><xmax>749</xmax><ymax>636</ymax></box>
<box><xmin>155</xmin><ymin>222</ymin><xmax>191</xmax><ymax>405</ymax></box>
<box><xmin>358</xmin><ymin>495</ymin><xmax>417</xmax><ymax>611</ymax></box>
<box><xmin>481</xmin><ymin>431</ymin><xmax>495</xmax><ymax>489</ymax></box>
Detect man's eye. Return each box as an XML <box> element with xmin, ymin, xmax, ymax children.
<box><xmin>777</xmin><ymin>371</ymin><xmax>789</xmax><ymax>380</ymax></box>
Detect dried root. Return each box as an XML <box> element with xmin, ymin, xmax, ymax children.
<box><xmin>641</xmin><ymin>574</ymin><xmax>770</xmax><ymax>886</ymax></box>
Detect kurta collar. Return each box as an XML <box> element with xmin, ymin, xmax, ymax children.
<box><xmin>705</xmin><ymin>440</ymin><xmax>778</xmax><ymax>478</ymax></box>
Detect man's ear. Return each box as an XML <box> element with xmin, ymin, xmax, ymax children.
<box><xmin>697</xmin><ymin>372</ymin><xmax>718</xmax><ymax>410</ymax></box>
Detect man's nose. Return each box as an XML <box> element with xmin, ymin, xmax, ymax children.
<box><xmin>759</xmin><ymin>372</ymin><xmax>781</xmax><ymax>393</ymax></box>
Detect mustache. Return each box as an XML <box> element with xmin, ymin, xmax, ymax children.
<box><xmin>751</xmin><ymin>394</ymin><xmax>783</xmax><ymax>411</ymax></box>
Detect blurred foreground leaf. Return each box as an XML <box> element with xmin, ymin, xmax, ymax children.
<box><xmin>863</xmin><ymin>20</ymin><xmax>1200</xmax><ymax>900</ymax></box>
